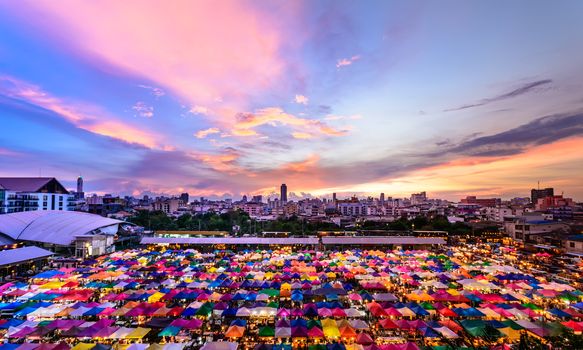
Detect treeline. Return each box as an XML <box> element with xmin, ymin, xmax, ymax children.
<box><xmin>359</xmin><ymin>216</ymin><xmax>475</xmax><ymax>235</ymax></box>
<box><xmin>128</xmin><ymin>210</ymin><xmax>486</xmax><ymax>236</ymax></box>
<box><xmin>128</xmin><ymin>210</ymin><xmax>339</xmax><ymax>235</ymax></box>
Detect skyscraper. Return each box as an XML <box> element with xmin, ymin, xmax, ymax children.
<box><xmin>76</xmin><ymin>176</ymin><xmax>85</xmax><ymax>199</ymax></box>
<box><xmin>280</xmin><ymin>184</ymin><xmax>288</xmax><ymax>203</ymax></box>
<box><xmin>380</xmin><ymin>193</ymin><xmax>385</xmax><ymax>206</ymax></box>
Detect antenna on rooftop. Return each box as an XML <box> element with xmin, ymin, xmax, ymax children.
<box><xmin>537</xmin><ymin>180</ymin><xmax>540</xmax><ymax>190</ymax></box>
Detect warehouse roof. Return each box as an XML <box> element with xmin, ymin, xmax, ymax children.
<box><xmin>321</xmin><ymin>236</ymin><xmax>446</xmax><ymax>245</ymax></box>
<box><xmin>0</xmin><ymin>211</ymin><xmax>122</xmax><ymax>246</ymax></box>
<box><xmin>141</xmin><ymin>236</ymin><xmax>319</xmax><ymax>245</ymax></box>
<box><xmin>0</xmin><ymin>246</ymin><xmax>54</xmax><ymax>267</ymax></box>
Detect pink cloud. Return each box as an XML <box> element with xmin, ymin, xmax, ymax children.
<box><xmin>0</xmin><ymin>148</ymin><xmax>21</xmax><ymax>157</ymax></box>
<box><xmin>295</xmin><ymin>94</ymin><xmax>309</xmax><ymax>105</ymax></box>
<box><xmin>336</xmin><ymin>55</ymin><xmax>361</xmax><ymax>68</ymax></box>
<box><xmin>13</xmin><ymin>1</ymin><xmax>285</xmax><ymax>110</ymax></box>
<box><xmin>190</xmin><ymin>105</ymin><xmax>210</xmax><ymax>116</ymax></box>
<box><xmin>0</xmin><ymin>76</ymin><xmax>163</xmax><ymax>149</ymax></box>
<box><xmin>132</xmin><ymin>101</ymin><xmax>154</xmax><ymax>118</ymax></box>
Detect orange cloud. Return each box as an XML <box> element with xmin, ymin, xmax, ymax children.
<box><xmin>281</xmin><ymin>154</ymin><xmax>320</xmax><ymax>172</ymax></box>
<box><xmin>187</xmin><ymin>148</ymin><xmax>243</xmax><ymax>174</ymax></box>
<box><xmin>309</xmin><ymin>137</ymin><xmax>583</xmax><ymax>199</ymax></box>
<box><xmin>0</xmin><ymin>76</ymin><xmax>162</xmax><ymax>149</ymax></box>
<box><xmin>231</xmin><ymin>128</ymin><xmax>258</xmax><ymax>137</ymax></box>
<box><xmin>292</xmin><ymin>132</ymin><xmax>312</xmax><ymax>139</ymax></box>
<box><xmin>233</xmin><ymin>107</ymin><xmax>348</xmax><ymax>138</ymax></box>
<box><xmin>194</xmin><ymin>127</ymin><xmax>220</xmax><ymax>139</ymax></box>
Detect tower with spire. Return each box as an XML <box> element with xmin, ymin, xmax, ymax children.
<box><xmin>76</xmin><ymin>175</ymin><xmax>85</xmax><ymax>199</ymax></box>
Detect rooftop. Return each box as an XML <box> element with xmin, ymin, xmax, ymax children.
<box><xmin>0</xmin><ymin>246</ymin><xmax>54</xmax><ymax>267</ymax></box>
<box><xmin>0</xmin><ymin>177</ymin><xmax>69</xmax><ymax>194</ymax></box>
<box><xmin>322</xmin><ymin>236</ymin><xmax>446</xmax><ymax>245</ymax></box>
<box><xmin>0</xmin><ymin>210</ymin><xmax>123</xmax><ymax>246</ymax></box>
<box><xmin>141</xmin><ymin>237</ymin><xmax>319</xmax><ymax>245</ymax></box>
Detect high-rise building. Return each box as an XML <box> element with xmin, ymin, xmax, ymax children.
<box><xmin>280</xmin><ymin>184</ymin><xmax>288</xmax><ymax>203</ymax></box>
<box><xmin>76</xmin><ymin>176</ymin><xmax>84</xmax><ymax>199</ymax></box>
<box><xmin>180</xmin><ymin>193</ymin><xmax>189</xmax><ymax>204</ymax></box>
<box><xmin>251</xmin><ymin>195</ymin><xmax>263</xmax><ymax>203</ymax></box>
<box><xmin>531</xmin><ymin>187</ymin><xmax>554</xmax><ymax>205</ymax></box>
<box><xmin>410</xmin><ymin>191</ymin><xmax>427</xmax><ymax>205</ymax></box>
<box><xmin>332</xmin><ymin>193</ymin><xmax>337</xmax><ymax>203</ymax></box>
<box><xmin>380</xmin><ymin>193</ymin><xmax>385</xmax><ymax>206</ymax></box>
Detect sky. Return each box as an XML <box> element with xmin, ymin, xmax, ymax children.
<box><xmin>1</xmin><ymin>0</ymin><xmax>583</xmax><ymax>201</ymax></box>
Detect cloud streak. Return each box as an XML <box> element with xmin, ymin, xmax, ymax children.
<box><xmin>0</xmin><ymin>76</ymin><xmax>163</xmax><ymax>149</ymax></box>
<box><xmin>444</xmin><ymin>79</ymin><xmax>552</xmax><ymax>112</ymax></box>
<box><xmin>336</xmin><ymin>55</ymin><xmax>361</xmax><ymax>68</ymax></box>
<box><xmin>448</xmin><ymin>112</ymin><xmax>583</xmax><ymax>156</ymax></box>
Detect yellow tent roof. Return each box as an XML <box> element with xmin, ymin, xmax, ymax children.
<box><xmin>148</xmin><ymin>292</ymin><xmax>165</xmax><ymax>303</ymax></box>
<box><xmin>39</xmin><ymin>281</ymin><xmax>65</xmax><ymax>289</ymax></box>
<box><xmin>321</xmin><ymin>318</ymin><xmax>337</xmax><ymax>328</ymax></box>
<box><xmin>323</xmin><ymin>326</ymin><xmax>340</xmax><ymax>338</ymax></box>
<box><xmin>126</xmin><ymin>327</ymin><xmax>151</xmax><ymax>339</ymax></box>
<box><xmin>71</xmin><ymin>344</ymin><xmax>96</xmax><ymax>350</ymax></box>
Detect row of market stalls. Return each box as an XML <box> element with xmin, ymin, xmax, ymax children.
<box><xmin>0</xmin><ymin>246</ymin><xmax>582</xmax><ymax>350</ymax></box>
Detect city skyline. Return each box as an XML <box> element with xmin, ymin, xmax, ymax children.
<box><xmin>1</xmin><ymin>1</ymin><xmax>583</xmax><ymax>200</ymax></box>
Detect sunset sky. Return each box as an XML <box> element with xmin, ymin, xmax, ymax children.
<box><xmin>1</xmin><ymin>1</ymin><xmax>582</xmax><ymax>200</ymax></box>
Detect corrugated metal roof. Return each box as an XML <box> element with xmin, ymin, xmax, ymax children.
<box><xmin>321</xmin><ymin>236</ymin><xmax>445</xmax><ymax>245</ymax></box>
<box><xmin>141</xmin><ymin>236</ymin><xmax>319</xmax><ymax>245</ymax></box>
<box><xmin>0</xmin><ymin>211</ymin><xmax>122</xmax><ymax>246</ymax></box>
<box><xmin>0</xmin><ymin>246</ymin><xmax>54</xmax><ymax>267</ymax></box>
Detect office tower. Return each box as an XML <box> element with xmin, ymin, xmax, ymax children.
<box><xmin>280</xmin><ymin>184</ymin><xmax>288</xmax><ymax>203</ymax></box>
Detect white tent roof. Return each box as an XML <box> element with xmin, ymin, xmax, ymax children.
<box><xmin>0</xmin><ymin>210</ymin><xmax>122</xmax><ymax>246</ymax></box>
